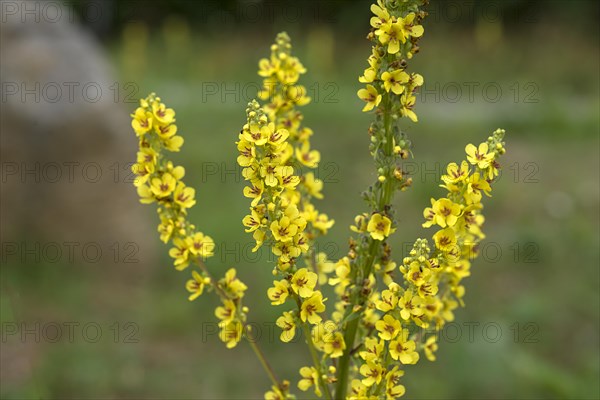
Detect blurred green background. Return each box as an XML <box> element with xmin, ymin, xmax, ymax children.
<box><xmin>1</xmin><ymin>0</ymin><xmax>599</xmax><ymax>399</ymax></box>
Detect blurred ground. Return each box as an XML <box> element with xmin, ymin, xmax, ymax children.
<box><xmin>1</xmin><ymin>1</ymin><xmax>599</xmax><ymax>399</ymax></box>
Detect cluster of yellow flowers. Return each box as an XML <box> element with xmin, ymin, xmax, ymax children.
<box><xmin>358</xmin><ymin>0</ymin><xmax>424</xmax><ymax>121</ymax></box>
<box><xmin>238</xmin><ymin>100</ymin><xmax>309</xmax><ymax>267</ymax></box>
<box><xmin>255</xmin><ymin>32</ymin><xmax>335</xmax><ymax>244</ymax></box>
<box><xmin>131</xmin><ymin>1</ymin><xmax>507</xmax><ymax>399</ymax></box>
<box><xmin>325</xmin><ymin>1</ymin><xmax>429</xmax><ymax>398</ymax></box>
<box><xmin>324</xmin><ymin>2</ymin><xmax>506</xmax><ymax>398</ymax></box>
<box><xmin>237</xmin><ymin>100</ymin><xmax>331</xmax><ymax>394</ymax></box>
<box><xmin>239</xmin><ymin>33</ymin><xmax>342</xmax><ymax>400</ymax></box>
<box><xmin>342</xmin><ymin>132</ymin><xmax>506</xmax><ymax>400</ymax></box>
<box><xmin>131</xmin><ymin>94</ymin><xmax>249</xmax><ymax>349</ymax></box>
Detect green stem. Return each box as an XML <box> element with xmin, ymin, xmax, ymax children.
<box><xmin>335</xmin><ymin>93</ymin><xmax>395</xmax><ymax>399</ymax></box>
<box><xmin>248</xmin><ymin>336</ymin><xmax>280</xmax><ymax>388</ymax></box>
<box><xmin>335</xmin><ymin>315</ymin><xmax>358</xmax><ymax>399</ymax></box>
<box><xmin>295</xmin><ymin>296</ymin><xmax>333</xmax><ymax>400</ymax></box>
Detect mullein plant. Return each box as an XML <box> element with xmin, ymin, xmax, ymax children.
<box><xmin>130</xmin><ymin>0</ymin><xmax>507</xmax><ymax>398</ymax></box>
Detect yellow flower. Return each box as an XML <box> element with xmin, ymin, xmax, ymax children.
<box><xmin>267</xmin><ymin>280</ymin><xmax>290</xmax><ymax>305</ymax></box>
<box><xmin>389</xmin><ymin>329</ymin><xmax>419</xmax><ymax>364</ymax></box>
<box><xmin>433</xmin><ymin>227</ymin><xmax>457</xmax><ymax>253</ymax></box>
<box><xmin>385</xmin><ymin>366</ymin><xmax>406</xmax><ymax>399</ymax></box>
<box><xmin>349</xmin><ymin>379</ymin><xmax>369</xmax><ymax>399</ymax></box>
<box><xmin>243</xmin><ymin>121</ymin><xmax>271</xmax><ymax>146</ymax></box>
<box><xmin>252</xmin><ymin>229</ymin><xmax>266</xmax><ymax>252</ymax></box>
<box><xmin>300</xmin><ymin>291</ymin><xmax>326</xmax><ymax>324</ymax></box>
<box><xmin>163</xmin><ymin>135</ymin><xmax>184</xmax><ymax>152</ymax></box>
<box><xmin>360</xmin><ymin>360</ymin><xmax>384</xmax><ymax>387</ymax></box>
<box><xmin>449</xmin><ymin>259</ymin><xmax>471</xmax><ymax>279</ymax></box>
<box><xmin>243</xmin><ymin>208</ymin><xmax>266</xmax><ymax>233</ymax></box>
<box><xmin>165</xmin><ymin>161</ymin><xmax>185</xmax><ymax>180</ymax></box>
<box><xmin>400</xmin><ymin>13</ymin><xmax>424</xmax><ymax>41</ymax></box>
<box><xmin>150</xmin><ymin>173</ymin><xmax>176</xmax><ymax>198</ymax></box>
<box><xmin>359</xmin><ymin>52</ymin><xmax>380</xmax><ymax>84</ymax></box>
<box><xmin>157</xmin><ymin>214</ymin><xmax>175</xmax><ymax>243</ymax></box>
<box><xmin>367</xmin><ymin>213</ymin><xmax>392</xmax><ymax>241</ymax></box>
<box><xmin>219</xmin><ymin>320</ymin><xmax>243</xmax><ymax>349</ymax></box>
<box><xmin>323</xmin><ymin>331</ymin><xmax>346</xmax><ymax>358</ymax></box>
<box><xmin>168</xmin><ymin>237</ymin><xmax>191</xmax><ymax>270</ymax></box>
<box><xmin>424</xmin><ymin>336</ymin><xmax>438</xmax><ymax>361</ymax></box>
<box><xmin>314</xmin><ymin>252</ymin><xmax>336</xmax><ymax>285</ymax></box>
<box><xmin>295</xmin><ymin>141</ymin><xmax>320</xmax><ymax>168</ymax></box>
<box><xmin>155</xmin><ymin>123</ymin><xmax>177</xmax><ymax>139</ymax></box>
<box><xmin>398</xmin><ymin>290</ymin><xmax>424</xmax><ymax>320</ymax></box>
<box><xmin>400</xmin><ymin>93</ymin><xmax>418</xmax><ymax>122</ymax></box>
<box><xmin>465</xmin><ymin>143</ymin><xmax>493</xmax><ymax>168</ymax></box>
<box><xmin>291</xmin><ymin>268</ymin><xmax>318</xmax><ymax>298</ymax></box>
<box><xmin>433</xmin><ymin>198</ymin><xmax>461</xmax><ymax>227</ymax></box>
<box><xmin>328</xmin><ymin>258</ymin><xmax>351</xmax><ymax>295</ymax></box>
<box><xmin>407</xmin><ymin>72</ymin><xmax>424</xmax><ymax>92</ymax></box>
<box><xmin>131</xmin><ymin>107</ymin><xmax>153</xmax><ymax>136</ymax></box>
<box><xmin>258</xmin><ymin>56</ymin><xmax>280</xmax><ymax>78</ymax></box>
<box><xmin>375</xmin><ymin>289</ymin><xmax>398</xmax><ymax>312</ymax></box>
<box><xmin>243</xmin><ymin>182</ymin><xmax>264</xmax><ymax>206</ymax></box>
<box><xmin>313</xmin><ymin>213</ymin><xmax>335</xmax><ymax>234</ymax></box>
<box><xmin>287</xmin><ymin>85</ymin><xmax>310</xmax><ymax>106</ymax></box>
<box><xmin>359</xmin><ymin>66</ymin><xmax>377</xmax><ymax>84</ymax></box>
<box><xmin>375</xmin><ymin>20</ymin><xmax>403</xmax><ymax>54</ymax></box>
<box><xmin>485</xmin><ymin>159</ymin><xmax>501</xmax><ymax>180</ymax></box>
<box><xmin>188</xmin><ymin>232</ymin><xmax>214</xmax><ymax>259</ymax></box>
<box><xmin>136</xmin><ymin>147</ymin><xmax>157</xmax><ymax>170</ymax></box>
<box><xmin>173</xmin><ymin>182</ymin><xmax>196</xmax><ymax>209</ymax></box>
<box><xmin>405</xmin><ymin>261</ymin><xmax>431</xmax><ymax>286</ymax></box>
<box><xmin>442</xmin><ymin>161</ymin><xmax>470</xmax><ymax>185</ymax></box>
<box><xmin>272</xmin><ymin>241</ymin><xmax>302</xmax><ymax>263</ymax></box>
<box><xmin>359</xmin><ymin>337</ymin><xmax>384</xmax><ymax>362</ymax></box>
<box><xmin>375</xmin><ymin>314</ymin><xmax>401</xmax><ymax>341</ymax></box>
<box><xmin>271</xmin><ymin>216</ymin><xmax>299</xmax><ymax>243</ymax></box>
<box><xmin>137</xmin><ymin>184</ymin><xmax>155</xmax><ymax>204</ymax></box>
<box><xmin>264</xmin><ymin>384</ymin><xmax>285</xmax><ymax>400</ymax></box>
<box><xmin>186</xmin><ymin>270</ymin><xmax>210</xmax><ymax>301</ymax></box>
<box><xmin>303</xmin><ymin>172</ymin><xmax>323</xmax><ymax>199</ymax></box>
<box><xmin>267</xmin><ymin>127</ymin><xmax>290</xmax><ymax>148</ymax></box>
<box><xmin>215</xmin><ymin>299</ymin><xmax>236</xmax><ymax>323</ymax></box>
<box><xmin>350</xmin><ymin>213</ymin><xmax>369</xmax><ymax>233</ymax></box>
<box><xmin>357</xmin><ymin>84</ymin><xmax>382</xmax><ymax>112</ymax></box>
<box><xmin>237</xmin><ymin>139</ymin><xmax>256</xmax><ymax>167</ymax></box>
<box><xmin>370</xmin><ymin>1</ymin><xmax>390</xmax><ymax>29</ymax></box>
<box><xmin>381</xmin><ymin>69</ymin><xmax>409</xmax><ymax>95</ymax></box>
<box><xmin>298</xmin><ymin>366</ymin><xmax>321</xmax><ymax>397</ymax></box>
<box><xmin>151</xmin><ymin>99</ymin><xmax>176</xmax><ymax>125</ymax></box>
<box><xmin>256</xmin><ymin>159</ymin><xmax>277</xmax><ymax>187</ymax></box>
<box><xmin>465</xmin><ymin>172</ymin><xmax>492</xmax><ymax>204</ymax></box>
<box><xmin>220</xmin><ymin>268</ymin><xmax>248</xmax><ymax>299</ymax></box>
<box><xmin>276</xmin><ymin>166</ymin><xmax>300</xmax><ymax>189</ymax></box>
<box><xmin>423</xmin><ymin>198</ymin><xmax>462</xmax><ymax>228</ymax></box>
<box><xmin>276</xmin><ymin>311</ymin><xmax>297</xmax><ymax>342</ymax></box>
<box><xmin>131</xmin><ymin>163</ymin><xmax>151</xmax><ymax>187</ymax></box>
<box><xmin>381</xmin><ymin>261</ymin><xmax>397</xmax><ymax>286</ymax></box>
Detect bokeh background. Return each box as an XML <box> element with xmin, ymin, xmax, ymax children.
<box><xmin>1</xmin><ymin>0</ymin><xmax>599</xmax><ymax>398</ymax></box>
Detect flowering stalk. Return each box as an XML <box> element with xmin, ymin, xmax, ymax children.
<box><xmin>237</xmin><ymin>33</ymin><xmax>340</xmax><ymax>399</ymax></box>
<box><xmin>130</xmin><ymin>94</ymin><xmax>290</xmax><ymax>397</ymax></box>
<box><xmin>237</xmin><ymin>100</ymin><xmax>334</xmax><ymax>400</ymax></box>
<box><xmin>335</xmin><ymin>1</ymin><xmax>426</xmax><ymax>397</ymax></box>
<box><xmin>256</xmin><ymin>32</ymin><xmax>335</xmax><ymax>278</ymax></box>
<box><xmin>331</xmin><ymin>1</ymin><xmax>507</xmax><ymax>398</ymax></box>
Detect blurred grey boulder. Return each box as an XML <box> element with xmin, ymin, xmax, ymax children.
<box><xmin>0</xmin><ymin>1</ymin><xmax>155</xmax><ymax>256</ymax></box>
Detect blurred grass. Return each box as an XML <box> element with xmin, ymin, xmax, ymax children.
<box><xmin>2</xmin><ymin>8</ymin><xmax>599</xmax><ymax>400</ymax></box>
